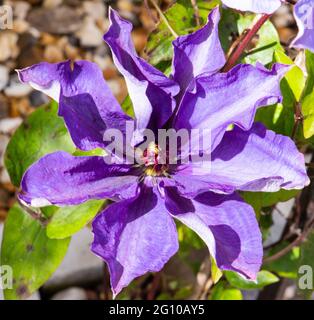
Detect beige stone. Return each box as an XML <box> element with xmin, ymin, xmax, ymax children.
<box><xmin>0</xmin><ymin>32</ymin><xmax>19</xmax><ymax>62</ymax></box>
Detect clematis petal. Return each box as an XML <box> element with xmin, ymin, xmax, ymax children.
<box><xmin>172</xmin><ymin>166</ymin><xmax>235</xmax><ymax>198</ymax></box>
<box><xmin>291</xmin><ymin>0</ymin><xmax>314</xmax><ymax>52</ymax></box>
<box><xmin>164</xmin><ymin>187</ymin><xmax>262</xmax><ymax>279</ymax></box>
<box><xmin>91</xmin><ymin>187</ymin><xmax>178</xmax><ymax>297</ymax></box>
<box><xmin>17</xmin><ymin>60</ymin><xmax>131</xmax><ymax>151</ymax></box>
<box><xmin>175</xmin><ymin>63</ymin><xmax>289</xmax><ymax>151</ymax></box>
<box><xmin>171</xmin><ymin>123</ymin><xmax>309</xmax><ymax>197</ymax></box>
<box><xmin>19</xmin><ymin>151</ymin><xmax>139</xmax><ymax>207</ymax></box>
<box><xmin>104</xmin><ymin>8</ymin><xmax>180</xmax><ymax>134</ymax></box>
<box><xmin>17</xmin><ymin>62</ymin><xmax>62</xmax><ymax>101</ymax></box>
<box><xmin>221</xmin><ymin>0</ymin><xmax>282</xmax><ymax>14</ymax></box>
<box><xmin>209</xmin><ymin>123</ymin><xmax>310</xmax><ymax>192</ymax></box>
<box><xmin>172</xmin><ymin>7</ymin><xmax>225</xmax><ymax>93</ymax></box>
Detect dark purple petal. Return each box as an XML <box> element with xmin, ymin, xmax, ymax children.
<box><xmin>19</xmin><ymin>151</ymin><xmax>139</xmax><ymax>206</ymax></box>
<box><xmin>291</xmin><ymin>0</ymin><xmax>314</xmax><ymax>52</ymax></box>
<box><xmin>91</xmin><ymin>187</ymin><xmax>178</xmax><ymax>297</ymax></box>
<box><xmin>222</xmin><ymin>0</ymin><xmax>282</xmax><ymax>14</ymax></box>
<box><xmin>175</xmin><ymin>63</ymin><xmax>289</xmax><ymax>151</ymax></box>
<box><xmin>209</xmin><ymin>123</ymin><xmax>310</xmax><ymax>192</ymax></box>
<box><xmin>104</xmin><ymin>8</ymin><xmax>179</xmax><ymax>134</ymax></box>
<box><xmin>172</xmin><ymin>7</ymin><xmax>225</xmax><ymax>93</ymax></box>
<box><xmin>17</xmin><ymin>60</ymin><xmax>131</xmax><ymax>151</ymax></box>
<box><xmin>164</xmin><ymin>187</ymin><xmax>262</xmax><ymax>280</ymax></box>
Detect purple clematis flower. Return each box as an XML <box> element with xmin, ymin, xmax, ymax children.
<box><xmin>222</xmin><ymin>0</ymin><xmax>314</xmax><ymax>52</ymax></box>
<box><xmin>17</xmin><ymin>7</ymin><xmax>309</xmax><ymax>296</ymax></box>
<box><xmin>291</xmin><ymin>0</ymin><xmax>314</xmax><ymax>52</ymax></box>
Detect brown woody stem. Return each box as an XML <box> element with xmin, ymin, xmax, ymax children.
<box><xmin>222</xmin><ymin>14</ymin><xmax>271</xmax><ymax>72</ymax></box>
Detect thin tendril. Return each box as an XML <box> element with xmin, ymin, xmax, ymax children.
<box><xmin>149</xmin><ymin>0</ymin><xmax>179</xmax><ymax>38</ymax></box>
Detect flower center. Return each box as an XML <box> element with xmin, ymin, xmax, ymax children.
<box><xmin>143</xmin><ymin>142</ymin><xmax>159</xmax><ymax>167</ymax></box>
<box><xmin>142</xmin><ymin>142</ymin><xmax>168</xmax><ymax>177</ymax></box>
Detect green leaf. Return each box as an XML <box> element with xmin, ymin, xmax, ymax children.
<box><xmin>259</xmin><ymin>212</ymin><xmax>274</xmax><ymax>242</ymax></box>
<box><xmin>211</xmin><ymin>257</ymin><xmax>223</xmax><ymax>284</ymax></box>
<box><xmin>302</xmin><ymin>90</ymin><xmax>314</xmax><ymax>138</ymax></box>
<box><xmin>145</xmin><ymin>0</ymin><xmax>220</xmax><ymax>67</ymax></box>
<box><xmin>177</xmin><ymin>222</ymin><xmax>205</xmax><ymax>251</ymax></box>
<box><xmin>40</xmin><ymin>205</ymin><xmax>59</xmax><ymax>219</ymax></box>
<box><xmin>225</xmin><ymin>270</ymin><xmax>279</xmax><ymax>290</ymax></box>
<box><xmin>177</xmin><ymin>222</ymin><xmax>205</xmax><ymax>273</ymax></box>
<box><xmin>217</xmin><ymin>288</ymin><xmax>243</xmax><ymax>300</ymax></box>
<box><xmin>121</xmin><ymin>95</ymin><xmax>134</xmax><ymax>117</ymax></box>
<box><xmin>46</xmin><ymin>200</ymin><xmax>105</xmax><ymax>239</ymax></box>
<box><xmin>302</xmin><ymin>50</ymin><xmax>314</xmax><ymax>99</ymax></box>
<box><xmin>4</xmin><ymin>102</ymin><xmax>76</xmax><ymax>186</ymax></box>
<box><xmin>254</xmin><ymin>51</ymin><xmax>302</xmax><ymax>139</ymax></box>
<box><xmin>237</xmin><ymin>15</ymin><xmax>283</xmax><ymax>65</ymax></box>
<box><xmin>301</xmin><ymin>51</ymin><xmax>314</xmax><ymax>139</ymax></box>
<box><xmin>242</xmin><ymin>189</ymin><xmax>299</xmax><ymax>215</ymax></box>
<box><xmin>210</xmin><ymin>282</ymin><xmax>243</xmax><ymax>300</ymax></box>
<box><xmin>255</xmin><ymin>102</ymin><xmax>295</xmax><ymax>138</ymax></box>
<box><xmin>274</xmin><ymin>50</ymin><xmax>305</xmax><ymax>102</ymax></box>
<box><xmin>73</xmin><ymin>148</ymin><xmax>106</xmax><ymax>157</ymax></box>
<box><xmin>0</xmin><ymin>204</ymin><xmax>70</xmax><ymax>300</ymax></box>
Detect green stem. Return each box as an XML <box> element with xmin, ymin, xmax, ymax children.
<box><xmin>149</xmin><ymin>0</ymin><xmax>178</xmax><ymax>38</ymax></box>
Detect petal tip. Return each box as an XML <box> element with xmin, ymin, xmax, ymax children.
<box><xmin>209</xmin><ymin>5</ymin><xmax>221</xmax><ymax>21</ymax></box>
<box><xmin>104</xmin><ymin>6</ymin><xmax>133</xmax><ymax>46</ymax></box>
<box><xmin>15</xmin><ymin>66</ymin><xmax>30</xmax><ymax>84</ymax></box>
